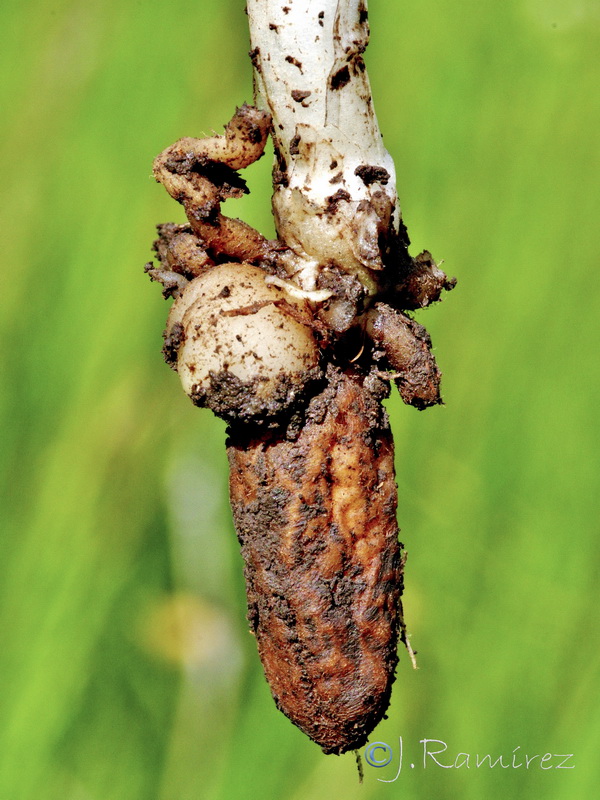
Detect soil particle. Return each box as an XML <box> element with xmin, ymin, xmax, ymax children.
<box><xmin>291</xmin><ymin>89</ymin><xmax>312</xmax><ymax>103</ymax></box>
<box><xmin>330</xmin><ymin>65</ymin><xmax>350</xmax><ymax>90</ymax></box>
<box><xmin>354</xmin><ymin>164</ymin><xmax>390</xmax><ymax>186</ymax></box>
<box><xmin>285</xmin><ymin>55</ymin><xmax>303</xmax><ymax>71</ymax></box>
<box><xmin>248</xmin><ymin>47</ymin><xmax>260</xmax><ymax>69</ymax></box>
<box><xmin>324</xmin><ymin>188</ymin><xmax>351</xmax><ymax>213</ymax></box>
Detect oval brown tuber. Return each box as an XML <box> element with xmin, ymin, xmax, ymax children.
<box><xmin>227</xmin><ymin>367</ymin><xmax>403</xmax><ymax>754</ymax></box>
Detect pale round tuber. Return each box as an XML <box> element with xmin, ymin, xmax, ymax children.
<box><xmin>163</xmin><ymin>263</ymin><xmax>322</xmax><ymax>424</ymax></box>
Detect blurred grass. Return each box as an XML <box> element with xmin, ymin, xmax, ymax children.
<box><xmin>0</xmin><ymin>0</ymin><xmax>598</xmax><ymax>798</ymax></box>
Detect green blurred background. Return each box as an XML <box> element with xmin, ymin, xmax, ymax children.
<box><xmin>1</xmin><ymin>0</ymin><xmax>598</xmax><ymax>797</ymax></box>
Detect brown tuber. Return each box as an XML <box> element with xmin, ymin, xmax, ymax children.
<box><xmin>228</xmin><ymin>367</ymin><xmax>403</xmax><ymax>754</ymax></box>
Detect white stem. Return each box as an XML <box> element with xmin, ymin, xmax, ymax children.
<box><xmin>247</xmin><ymin>0</ymin><xmax>400</xmax><ymax>296</ymax></box>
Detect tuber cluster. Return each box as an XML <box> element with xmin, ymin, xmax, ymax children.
<box><xmin>146</xmin><ymin>103</ymin><xmax>454</xmax><ymax>754</ymax></box>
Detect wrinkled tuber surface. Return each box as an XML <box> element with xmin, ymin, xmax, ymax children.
<box><xmin>228</xmin><ymin>367</ymin><xmax>403</xmax><ymax>754</ymax></box>
<box><xmin>147</xmin><ymin>88</ymin><xmax>453</xmax><ymax>750</ymax></box>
